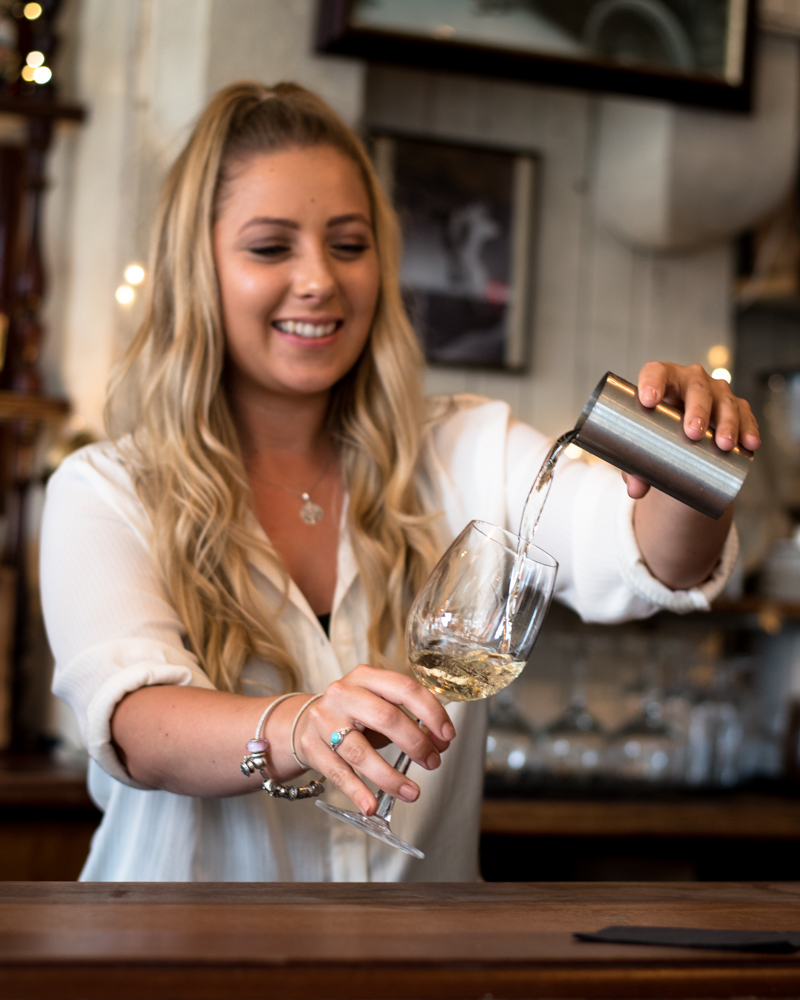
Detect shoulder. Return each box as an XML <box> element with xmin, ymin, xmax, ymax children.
<box><xmin>44</xmin><ymin>439</ymin><xmax>150</xmax><ymax>538</ymax></box>
<box><xmin>426</xmin><ymin>393</ymin><xmax>512</xmax><ymax>444</ymax></box>
<box><xmin>425</xmin><ymin>393</ymin><xmax>550</xmax><ymax>457</ymax></box>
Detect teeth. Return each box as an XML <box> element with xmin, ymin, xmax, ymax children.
<box><xmin>275</xmin><ymin>320</ymin><xmax>337</xmax><ymax>338</ymax></box>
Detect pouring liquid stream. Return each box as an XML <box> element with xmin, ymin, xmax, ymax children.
<box><xmin>501</xmin><ymin>429</ymin><xmax>577</xmax><ymax>650</ymax></box>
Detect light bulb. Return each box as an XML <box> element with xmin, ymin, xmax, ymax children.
<box><xmin>32</xmin><ymin>66</ymin><xmax>51</xmax><ymax>84</ymax></box>
<box><xmin>707</xmin><ymin>344</ymin><xmax>730</xmax><ymax>368</ymax></box>
<box><xmin>115</xmin><ymin>285</ymin><xmax>135</xmax><ymax>306</ymax></box>
<box><xmin>711</xmin><ymin>367</ymin><xmax>731</xmax><ymax>383</ymax></box>
<box><xmin>23</xmin><ymin>3</ymin><xmax>42</xmax><ymax>20</ymax></box>
<box><xmin>20</xmin><ymin>65</ymin><xmax>34</xmax><ymax>82</ymax></box>
<box><xmin>124</xmin><ymin>264</ymin><xmax>145</xmax><ymax>285</ymax></box>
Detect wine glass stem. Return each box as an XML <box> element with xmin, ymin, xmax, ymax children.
<box><xmin>374</xmin><ymin>749</ymin><xmax>412</xmax><ymax>822</ymax></box>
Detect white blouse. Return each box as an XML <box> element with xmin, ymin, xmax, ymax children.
<box><xmin>41</xmin><ymin>395</ymin><xmax>737</xmax><ymax>882</ymax></box>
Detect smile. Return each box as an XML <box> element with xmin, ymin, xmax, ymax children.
<box><xmin>274</xmin><ymin>320</ymin><xmax>340</xmax><ymax>339</ymax></box>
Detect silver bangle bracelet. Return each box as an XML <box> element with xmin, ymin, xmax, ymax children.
<box><xmin>290</xmin><ymin>693</ymin><xmax>324</xmax><ymax>769</ymax></box>
<box><xmin>240</xmin><ymin>692</ymin><xmax>326</xmax><ymax>801</ymax></box>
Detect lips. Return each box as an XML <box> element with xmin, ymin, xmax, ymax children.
<box><xmin>273</xmin><ymin>319</ymin><xmax>340</xmax><ymax>339</ymax></box>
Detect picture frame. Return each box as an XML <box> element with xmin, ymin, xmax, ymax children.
<box><xmin>371</xmin><ymin>132</ymin><xmax>538</xmax><ymax>370</ymax></box>
<box><xmin>318</xmin><ymin>0</ymin><xmax>756</xmax><ymax>112</ymax></box>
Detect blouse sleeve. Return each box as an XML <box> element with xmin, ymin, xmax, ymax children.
<box><xmin>40</xmin><ymin>446</ymin><xmax>215</xmax><ymax>787</ymax></box>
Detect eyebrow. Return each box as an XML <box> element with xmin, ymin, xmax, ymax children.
<box><xmin>327</xmin><ymin>213</ymin><xmax>371</xmax><ymax>227</ymax></box>
<box><xmin>240</xmin><ymin>212</ymin><xmax>372</xmax><ymax>233</ymax></box>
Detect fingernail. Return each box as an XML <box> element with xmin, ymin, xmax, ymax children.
<box><xmin>399</xmin><ymin>783</ymin><xmax>418</xmax><ymax>802</ymax></box>
<box><xmin>640</xmin><ymin>386</ymin><xmax>658</xmax><ymax>405</ymax></box>
<box><xmin>442</xmin><ymin>723</ymin><xmax>456</xmax><ymax>740</ymax></box>
<box><xmin>426</xmin><ymin>751</ymin><xmax>441</xmax><ymax>770</ymax></box>
<box><xmin>688</xmin><ymin>417</ymin><xmax>705</xmax><ymax>434</ymax></box>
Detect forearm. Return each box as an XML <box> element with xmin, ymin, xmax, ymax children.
<box><xmin>633</xmin><ymin>488</ymin><xmax>733</xmax><ymax>591</ymax></box>
<box><xmin>110</xmin><ymin>685</ymin><xmax>309</xmax><ymax>797</ymax></box>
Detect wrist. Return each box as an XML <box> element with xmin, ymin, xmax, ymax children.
<box><xmin>240</xmin><ymin>693</ymin><xmax>326</xmax><ymax>802</ymax></box>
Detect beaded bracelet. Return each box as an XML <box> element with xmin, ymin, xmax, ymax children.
<box><xmin>240</xmin><ymin>693</ymin><xmax>326</xmax><ymax>800</ymax></box>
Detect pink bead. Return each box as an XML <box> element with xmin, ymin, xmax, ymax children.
<box><xmin>246</xmin><ymin>739</ymin><xmax>269</xmax><ymax>753</ymax></box>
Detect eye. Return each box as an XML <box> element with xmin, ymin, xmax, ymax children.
<box><xmin>250</xmin><ymin>243</ymin><xmax>291</xmax><ymax>259</ymax></box>
<box><xmin>331</xmin><ymin>240</ymin><xmax>370</xmax><ymax>258</ymax></box>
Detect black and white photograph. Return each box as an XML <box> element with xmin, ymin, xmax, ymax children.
<box><xmin>374</xmin><ymin>135</ymin><xmax>536</xmax><ymax>369</ymax></box>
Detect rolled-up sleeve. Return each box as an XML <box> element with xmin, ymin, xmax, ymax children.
<box><xmin>40</xmin><ymin>447</ymin><xmax>215</xmax><ymax>787</ymax></box>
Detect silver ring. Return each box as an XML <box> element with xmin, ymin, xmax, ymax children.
<box><xmin>329</xmin><ymin>727</ymin><xmax>353</xmax><ymax>753</ymax></box>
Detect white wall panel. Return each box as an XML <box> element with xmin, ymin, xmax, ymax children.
<box><xmin>366</xmin><ymin>65</ymin><xmax>734</xmax><ymax>438</ymax></box>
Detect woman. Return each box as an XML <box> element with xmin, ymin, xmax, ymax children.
<box><xmin>41</xmin><ymin>82</ymin><xmax>759</xmax><ymax>882</ymax></box>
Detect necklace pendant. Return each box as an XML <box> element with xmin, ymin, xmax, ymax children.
<box><xmin>300</xmin><ymin>493</ymin><xmax>323</xmax><ymax>525</ymax></box>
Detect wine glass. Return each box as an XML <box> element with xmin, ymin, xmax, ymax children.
<box><xmin>316</xmin><ymin>519</ymin><xmax>558</xmax><ymax>857</ymax></box>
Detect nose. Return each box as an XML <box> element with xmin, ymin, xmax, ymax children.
<box><xmin>291</xmin><ymin>241</ymin><xmax>336</xmax><ymax>303</ymax></box>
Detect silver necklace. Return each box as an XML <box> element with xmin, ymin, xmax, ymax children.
<box><xmin>249</xmin><ymin>450</ymin><xmax>337</xmax><ymax>525</ymax></box>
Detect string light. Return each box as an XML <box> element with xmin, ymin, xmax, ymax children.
<box><xmin>711</xmin><ymin>367</ymin><xmax>732</xmax><ymax>383</ymax></box>
<box><xmin>32</xmin><ymin>66</ymin><xmax>51</xmax><ymax>84</ymax></box>
<box><xmin>124</xmin><ymin>264</ymin><xmax>145</xmax><ymax>285</ymax></box>
<box><xmin>23</xmin><ymin>3</ymin><xmax>42</xmax><ymax>19</ymax></box>
<box><xmin>20</xmin><ymin>65</ymin><xmax>34</xmax><ymax>82</ymax></box>
<box><xmin>25</xmin><ymin>50</ymin><xmax>44</xmax><ymax>68</ymax></box>
<box><xmin>707</xmin><ymin>344</ymin><xmax>730</xmax><ymax>369</ymax></box>
<box><xmin>115</xmin><ymin>285</ymin><xmax>135</xmax><ymax>306</ymax></box>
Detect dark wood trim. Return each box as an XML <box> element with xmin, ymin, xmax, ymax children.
<box><xmin>0</xmin><ymin>99</ymin><xmax>85</xmax><ymax>122</ymax></box>
<box><xmin>316</xmin><ymin>0</ymin><xmax>756</xmax><ymax>113</ymax></box>
<box><xmin>481</xmin><ymin>793</ymin><xmax>800</xmax><ymax>839</ymax></box>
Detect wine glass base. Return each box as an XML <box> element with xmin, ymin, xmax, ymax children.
<box><xmin>315</xmin><ymin>800</ymin><xmax>425</xmax><ymax>859</ymax></box>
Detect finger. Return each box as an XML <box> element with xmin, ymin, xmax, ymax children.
<box><xmin>737</xmin><ymin>397</ymin><xmax>761</xmax><ymax>451</ymax></box>
<box><xmin>637</xmin><ymin>361</ymin><xmax>670</xmax><ymax>407</ymax></box>
<box><xmin>710</xmin><ymin>383</ymin><xmax>741</xmax><ymax>451</ymax></box>
<box><xmin>622</xmin><ymin>472</ymin><xmax>650</xmax><ymax>499</ymax></box>
<box><xmin>325</xmin><ymin>686</ymin><xmax>444</xmax><ymax>771</ymax></box>
<box><xmin>333</xmin><ymin>666</ymin><xmax>455</xmax><ymax>743</ymax></box>
<box><xmin>335</xmin><ymin>731</ymin><xmax>420</xmax><ymax>803</ymax></box>
<box><xmin>677</xmin><ymin>364</ymin><xmax>714</xmax><ymax>439</ymax></box>
<box><xmin>308</xmin><ymin>745</ymin><xmax>382</xmax><ymax>815</ymax></box>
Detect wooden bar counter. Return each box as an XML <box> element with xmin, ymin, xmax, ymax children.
<box><xmin>2</xmin><ymin>882</ymin><xmax>800</xmax><ymax>999</ymax></box>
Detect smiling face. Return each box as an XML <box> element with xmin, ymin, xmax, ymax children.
<box><xmin>213</xmin><ymin>144</ymin><xmax>380</xmax><ymax>404</ymax></box>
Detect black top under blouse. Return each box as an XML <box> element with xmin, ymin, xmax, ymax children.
<box><xmin>317</xmin><ymin>612</ymin><xmax>331</xmax><ymax>637</ymax></box>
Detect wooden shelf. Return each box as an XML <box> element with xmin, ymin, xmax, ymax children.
<box><xmin>0</xmin><ymin>98</ymin><xmax>84</xmax><ymax>122</ymax></box>
<box><xmin>0</xmin><ymin>392</ymin><xmax>68</xmax><ymax>423</ymax></box>
<box><xmin>480</xmin><ymin>794</ymin><xmax>800</xmax><ymax>839</ymax></box>
<box><xmin>0</xmin><ymin>753</ymin><xmax>93</xmax><ymax>811</ymax></box>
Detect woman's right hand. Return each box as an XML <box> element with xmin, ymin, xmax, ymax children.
<box><xmin>290</xmin><ymin>665</ymin><xmax>455</xmax><ymax>815</ymax></box>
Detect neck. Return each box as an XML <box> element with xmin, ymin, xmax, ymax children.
<box><xmin>227</xmin><ymin>374</ymin><xmax>332</xmax><ymax>463</ymax></box>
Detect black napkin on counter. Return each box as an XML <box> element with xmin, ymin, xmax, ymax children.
<box><xmin>574</xmin><ymin>926</ymin><xmax>800</xmax><ymax>954</ymax></box>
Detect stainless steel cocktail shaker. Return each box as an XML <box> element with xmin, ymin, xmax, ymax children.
<box><xmin>573</xmin><ymin>372</ymin><xmax>753</xmax><ymax>520</ymax></box>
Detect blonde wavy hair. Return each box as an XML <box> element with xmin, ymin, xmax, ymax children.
<box><xmin>105</xmin><ymin>82</ymin><xmax>440</xmax><ymax>693</ymax></box>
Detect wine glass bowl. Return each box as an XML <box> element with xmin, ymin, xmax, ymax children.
<box><xmin>316</xmin><ymin>519</ymin><xmax>558</xmax><ymax>858</ymax></box>
<box><xmin>406</xmin><ymin>521</ymin><xmax>558</xmax><ymax>703</ymax></box>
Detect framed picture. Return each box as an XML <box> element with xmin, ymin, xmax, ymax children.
<box><xmin>372</xmin><ymin>133</ymin><xmax>537</xmax><ymax>370</ymax></box>
<box><xmin>318</xmin><ymin>0</ymin><xmax>755</xmax><ymax>112</ymax></box>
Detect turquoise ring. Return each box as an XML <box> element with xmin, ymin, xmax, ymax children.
<box><xmin>329</xmin><ymin>727</ymin><xmax>353</xmax><ymax>753</ymax></box>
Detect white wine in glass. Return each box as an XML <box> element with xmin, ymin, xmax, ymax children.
<box><xmin>317</xmin><ymin>519</ymin><xmax>558</xmax><ymax>858</ymax></box>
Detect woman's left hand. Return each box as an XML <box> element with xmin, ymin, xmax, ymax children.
<box><xmin>623</xmin><ymin>361</ymin><xmax>761</xmax><ymax>500</ymax></box>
